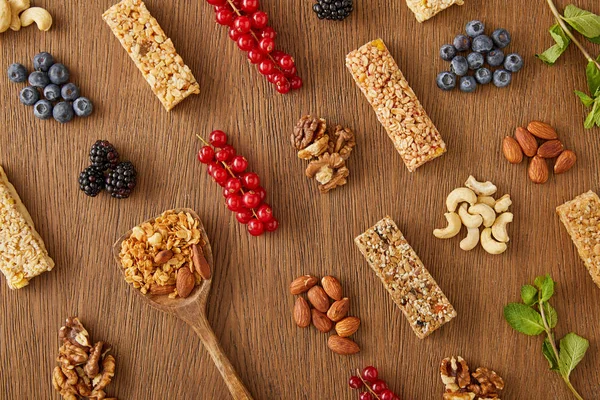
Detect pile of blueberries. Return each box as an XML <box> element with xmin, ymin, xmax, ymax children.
<box><xmin>7</xmin><ymin>52</ymin><xmax>93</xmax><ymax>123</ymax></box>
<box><xmin>436</xmin><ymin>20</ymin><xmax>523</xmax><ymax>92</ymax></box>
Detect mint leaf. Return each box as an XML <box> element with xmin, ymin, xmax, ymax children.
<box><xmin>563</xmin><ymin>5</ymin><xmax>600</xmax><ymax>38</ymax></box>
<box><xmin>539</xmin><ymin>275</ymin><xmax>555</xmax><ymax>302</ymax></box>
<box><xmin>536</xmin><ymin>24</ymin><xmax>572</xmax><ymax>64</ymax></box>
<box><xmin>543</xmin><ymin>302</ymin><xmax>558</xmax><ymax>328</ymax></box>
<box><xmin>589</xmin><ymin>36</ymin><xmax>600</xmax><ymax>44</ymax></box>
<box><xmin>587</xmin><ymin>60</ymin><xmax>600</xmax><ymax>96</ymax></box>
<box><xmin>521</xmin><ymin>285</ymin><xmax>538</xmax><ymax>306</ymax></box>
<box><xmin>574</xmin><ymin>90</ymin><xmax>595</xmax><ymax>107</ymax></box>
<box><xmin>584</xmin><ymin>99</ymin><xmax>600</xmax><ymax>129</ymax></box>
<box><xmin>558</xmin><ymin>333</ymin><xmax>589</xmax><ymax>378</ymax></box>
<box><xmin>534</xmin><ymin>275</ymin><xmax>545</xmax><ymax>289</ymax></box>
<box><xmin>542</xmin><ymin>338</ymin><xmax>560</xmax><ymax>370</ymax></box>
<box><xmin>504</xmin><ymin>303</ymin><xmax>546</xmax><ymax>336</ymax></box>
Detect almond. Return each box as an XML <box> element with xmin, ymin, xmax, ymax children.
<box><xmin>191</xmin><ymin>244</ymin><xmax>211</xmax><ymax>280</ymax></box>
<box><xmin>527</xmin><ymin>121</ymin><xmax>558</xmax><ymax>140</ymax></box>
<box><xmin>327</xmin><ymin>298</ymin><xmax>349</xmax><ymax>322</ymax></box>
<box><xmin>327</xmin><ymin>335</ymin><xmax>360</xmax><ymax>355</ymax></box>
<box><xmin>554</xmin><ymin>150</ymin><xmax>577</xmax><ymax>174</ymax></box>
<box><xmin>311</xmin><ymin>309</ymin><xmax>333</xmax><ymax>333</ymax></box>
<box><xmin>307</xmin><ymin>285</ymin><xmax>330</xmax><ymax>312</ymax></box>
<box><xmin>293</xmin><ymin>297</ymin><xmax>311</xmax><ymax>328</ymax></box>
<box><xmin>515</xmin><ymin>127</ymin><xmax>538</xmax><ymax>157</ymax></box>
<box><xmin>149</xmin><ymin>284</ymin><xmax>176</xmax><ymax>295</ymax></box>
<box><xmin>537</xmin><ymin>140</ymin><xmax>564</xmax><ymax>158</ymax></box>
<box><xmin>335</xmin><ymin>316</ymin><xmax>361</xmax><ymax>337</ymax></box>
<box><xmin>321</xmin><ymin>276</ymin><xmax>343</xmax><ymax>300</ymax></box>
<box><xmin>528</xmin><ymin>156</ymin><xmax>549</xmax><ymax>184</ymax></box>
<box><xmin>502</xmin><ymin>136</ymin><xmax>523</xmax><ymax>164</ymax></box>
<box><xmin>154</xmin><ymin>249</ymin><xmax>174</xmax><ymax>264</ymax></box>
<box><xmin>289</xmin><ymin>275</ymin><xmax>318</xmax><ymax>295</ymax></box>
<box><xmin>176</xmin><ymin>267</ymin><xmax>195</xmax><ymax>298</ymax></box>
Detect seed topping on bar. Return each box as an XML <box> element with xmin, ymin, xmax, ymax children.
<box><xmin>405</xmin><ymin>0</ymin><xmax>464</xmax><ymax>23</ymax></box>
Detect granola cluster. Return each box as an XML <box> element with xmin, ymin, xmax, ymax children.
<box><xmin>52</xmin><ymin>317</ymin><xmax>117</xmax><ymax>400</ymax></box>
<box><xmin>440</xmin><ymin>356</ymin><xmax>504</xmax><ymax>399</ymax></box>
<box><xmin>291</xmin><ymin>115</ymin><xmax>356</xmax><ymax>194</ymax></box>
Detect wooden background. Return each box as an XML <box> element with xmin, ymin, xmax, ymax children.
<box><xmin>1</xmin><ymin>0</ymin><xmax>599</xmax><ymax>399</ymax></box>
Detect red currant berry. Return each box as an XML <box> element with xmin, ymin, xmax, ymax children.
<box><xmin>241</xmin><ymin>172</ymin><xmax>260</xmax><ymax>189</ymax></box>
<box><xmin>241</xmin><ymin>0</ymin><xmax>259</xmax><ymax>12</ymax></box>
<box><xmin>209</xmin><ymin>130</ymin><xmax>228</xmax><ymax>147</ymax></box>
<box><xmin>230</xmin><ymin>0</ymin><xmax>242</xmax><ymax>7</ymax></box>
<box><xmin>229</xmin><ymin>27</ymin><xmax>242</xmax><ymax>41</ymax></box>
<box><xmin>362</xmin><ymin>366</ymin><xmax>378</xmax><ymax>382</ymax></box>
<box><xmin>233</xmin><ymin>16</ymin><xmax>252</xmax><ymax>33</ymax></box>
<box><xmin>237</xmin><ymin>34</ymin><xmax>256</xmax><ymax>51</ymax></box>
<box><xmin>225</xmin><ymin>178</ymin><xmax>242</xmax><ymax>194</ymax></box>
<box><xmin>266</xmin><ymin>73</ymin><xmax>277</xmax><ymax>83</ymax></box>
<box><xmin>359</xmin><ymin>393</ymin><xmax>373</xmax><ymax>400</ymax></box>
<box><xmin>242</xmin><ymin>191</ymin><xmax>261</xmax><ymax>209</ymax></box>
<box><xmin>283</xmin><ymin>65</ymin><xmax>297</xmax><ymax>78</ymax></box>
<box><xmin>348</xmin><ymin>376</ymin><xmax>363</xmax><ymax>389</ymax></box>
<box><xmin>214</xmin><ymin>4</ymin><xmax>232</xmax><ymax>12</ymax></box>
<box><xmin>247</xmin><ymin>219</ymin><xmax>265</xmax><ymax>236</ymax></box>
<box><xmin>258</xmin><ymin>37</ymin><xmax>275</xmax><ymax>53</ymax></box>
<box><xmin>230</xmin><ymin>156</ymin><xmax>248</xmax><ymax>173</ymax></box>
<box><xmin>258</xmin><ymin>59</ymin><xmax>275</xmax><ymax>75</ymax></box>
<box><xmin>226</xmin><ymin>194</ymin><xmax>243</xmax><ymax>211</ymax></box>
<box><xmin>247</xmin><ymin>48</ymin><xmax>264</xmax><ymax>64</ymax></box>
<box><xmin>207</xmin><ymin>161</ymin><xmax>220</xmax><ymax>175</ymax></box>
<box><xmin>206</xmin><ymin>0</ymin><xmax>226</xmax><ymax>5</ymax></box>
<box><xmin>236</xmin><ymin>208</ymin><xmax>254</xmax><ymax>224</ymax></box>
<box><xmin>261</xmin><ymin>26</ymin><xmax>277</xmax><ymax>39</ymax></box>
<box><xmin>278</xmin><ymin>54</ymin><xmax>295</xmax><ymax>70</ymax></box>
<box><xmin>251</xmin><ymin>11</ymin><xmax>268</xmax><ymax>29</ymax></box>
<box><xmin>391</xmin><ymin>396</ymin><xmax>400</xmax><ymax>400</ymax></box>
<box><xmin>380</xmin><ymin>390</ymin><xmax>395</xmax><ymax>400</ymax></box>
<box><xmin>216</xmin><ymin>145</ymin><xmax>236</xmax><ymax>162</ymax></box>
<box><xmin>264</xmin><ymin>217</ymin><xmax>278</xmax><ymax>232</ymax></box>
<box><xmin>215</xmin><ymin>9</ymin><xmax>235</xmax><ymax>25</ymax></box>
<box><xmin>290</xmin><ymin>76</ymin><xmax>303</xmax><ymax>90</ymax></box>
<box><xmin>372</xmin><ymin>380</ymin><xmax>388</xmax><ymax>394</ymax></box>
<box><xmin>197</xmin><ymin>146</ymin><xmax>215</xmax><ymax>163</ymax></box>
<box><xmin>256</xmin><ymin>203</ymin><xmax>273</xmax><ymax>222</ymax></box>
<box><xmin>212</xmin><ymin>168</ymin><xmax>229</xmax><ymax>184</ymax></box>
<box><xmin>269</xmin><ymin>72</ymin><xmax>286</xmax><ymax>85</ymax></box>
<box><xmin>254</xmin><ymin>186</ymin><xmax>266</xmax><ymax>201</ymax></box>
<box><xmin>271</xmin><ymin>50</ymin><xmax>284</xmax><ymax>61</ymax></box>
<box><xmin>275</xmin><ymin>78</ymin><xmax>291</xmax><ymax>94</ymax></box>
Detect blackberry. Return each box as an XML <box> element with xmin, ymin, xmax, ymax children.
<box><xmin>313</xmin><ymin>0</ymin><xmax>353</xmax><ymax>21</ymax></box>
<box><xmin>106</xmin><ymin>162</ymin><xmax>137</xmax><ymax>199</ymax></box>
<box><xmin>89</xmin><ymin>140</ymin><xmax>120</xmax><ymax>170</ymax></box>
<box><xmin>79</xmin><ymin>166</ymin><xmax>105</xmax><ymax>197</ymax></box>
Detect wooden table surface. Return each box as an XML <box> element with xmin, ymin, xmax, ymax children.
<box><xmin>1</xmin><ymin>0</ymin><xmax>599</xmax><ymax>399</ymax></box>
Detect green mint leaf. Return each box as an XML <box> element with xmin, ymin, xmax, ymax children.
<box><xmin>558</xmin><ymin>333</ymin><xmax>590</xmax><ymax>378</ymax></box>
<box><xmin>539</xmin><ymin>275</ymin><xmax>555</xmax><ymax>302</ymax></box>
<box><xmin>595</xmin><ymin>102</ymin><xmax>600</xmax><ymax>126</ymax></box>
<box><xmin>543</xmin><ymin>302</ymin><xmax>558</xmax><ymax>329</ymax></box>
<box><xmin>542</xmin><ymin>338</ymin><xmax>560</xmax><ymax>370</ymax></box>
<box><xmin>534</xmin><ymin>275</ymin><xmax>545</xmax><ymax>289</ymax></box>
<box><xmin>536</xmin><ymin>24</ymin><xmax>571</xmax><ymax>65</ymax></box>
<box><xmin>586</xmin><ymin>60</ymin><xmax>600</xmax><ymax>96</ymax></box>
<box><xmin>588</xmin><ymin>35</ymin><xmax>600</xmax><ymax>44</ymax></box>
<box><xmin>521</xmin><ymin>285</ymin><xmax>538</xmax><ymax>306</ymax></box>
<box><xmin>563</xmin><ymin>5</ymin><xmax>600</xmax><ymax>38</ymax></box>
<box><xmin>574</xmin><ymin>90</ymin><xmax>595</xmax><ymax>107</ymax></box>
<box><xmin>584</xmin><ymin>99</ymin><xmax>600</xmax><ymax>129</ymax></box>
<box><xmin>504</xmin><ymin>303</ymin><xmax>546</xmax><ymax>336</ymax></box>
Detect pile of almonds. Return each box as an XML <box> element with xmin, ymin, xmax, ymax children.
<box><xmin>290</xmin><ymin>274</ymin><xmax>361</xmax><ymax>355</ymax></box>
<box><xmin>502</xmin><ymin>121</ymin><xmax>577</xmax><ymax>184</ymax></box>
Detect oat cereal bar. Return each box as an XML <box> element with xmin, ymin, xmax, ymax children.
<box><xmin>0</xmin><ymin>166</ymin><xmax>54</xmax><ymax>289</ymax></box>
<box><xmin>103</xmin><ymin>0</ymin><xmax>200</xmax><ymax>111</ymax></box>
<box><xmin>346</xmin><ymin>39</ymin><xmax>446</xmax><ymax>171</ymax></box>
<box><xmin>355</xmin><ymin>216</ymin><xmax>456</xmax><ymax>338</ymax></box>
<box><xmin>556</xmin><ymin>191</ymin><xmax>600</xmax><ymax>289</ymax></box>
<box><xmin>405</xmin><ymin>0</ymin><xmax>464</xmax><ymax>23</ymax></box>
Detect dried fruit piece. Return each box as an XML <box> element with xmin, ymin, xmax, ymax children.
<box><xmin>502</xmin><ymin>136</ymin><xmax>523</xmax><ymax>164</ymax></box>
<box><xmin>327</xmin><ymin>298</ymin><xmax>349</xmax><ymax>322</ymax></box>
<box><xmin>311</xmin><ymin>309</ymin><xmax>333</xmax><ymax>333</ymax></box>
<box><xmin>289</xmin><ymin>275</ymin><xmax>318</xmax><ymax>295</ymax></box>
<box><xmin>327</xmin><ymin>335</ymin><xmax>360</xmax><ymax>355</ymax></box>
<box><xmin>293</xmin><ymin>297</ymin><xmax>311</xmax><ymax>328</ymax></box>
<box><xmin>515</xmin><ymin>127</ymin><xmax>538</xmax><ymax>157</ymax></box>
<box><xmin>176</xmin><ymin>267</ymin><xmax>195</xmax><ymax>298</ymax></box>
<box><xmin>554</xmin><ymin>150</ymin><xmax>577</xmax><ymax>174</ymax></box>
<box><xmin>335</xmin><ymin>316</ymin><xmax>361</xmax><ymax>337</ymax></box>
<box><xmin>307</xmin><ymin>285</ymin><xmax>330</xmax><ymax>312</ymax></box>
<box><xmin>321</xmin><ymin>275</ymin><xmax>343</xmax><ymax>300</ymax></box>
<box><xmin>537</xmin><ymin>139</ymin><xmax>564</xmax><ymax>158</ymax></box>
<box><xmin>527</xmin><ymin>121</ymin><xmax>558</xmax><ymax>140</ymax></box>
<box><xmin>528</xmin><ymin>155</ymin><xmax>549</xmax><ymax>184</ymax></box>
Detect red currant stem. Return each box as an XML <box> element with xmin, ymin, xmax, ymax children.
<box><xmin>355</xmin><ymin>369</ymin><xmax>381</xmax><ymax>400</ymax></box>
<box><xmin>196</xmin><ymin>134</ymin><xmax>210</xmax><ymax>146</ymax></box>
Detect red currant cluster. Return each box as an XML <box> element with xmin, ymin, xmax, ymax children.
<box><xmin>206</xmin><ymin>0</ymin><xmax>302</xmax><ymax>94</ymax></box>
<box><xmin>349</xmin><ymin>366</ymin><xmax>401</xmax><ymax>400</ymax></box>
<box><xmin>197</xmin><ymin>130</ymin><xmax>278</xmax><ymax>236</ymax></box>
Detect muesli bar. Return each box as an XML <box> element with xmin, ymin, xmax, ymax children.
<box><xmin>556</xmin><ymin>191</ymin><xmax>600</xmax><ymax>289</ymax></box>
<box><xmin>0</xmin><ymin>166</ymin><xmax>54</xmax><ymax>289</ymax></box>
<box><xmin>346</xmin><ymin>39</ymin><xmax>446</xmax><ymax>171</ymax></box>
<box><xmin>355</xmin><ymin>216</ymin><xmax>456</xmax><ymax>339</ymax></box>
<box><xmin>103</xmin><ymin>0</ymin><xmax>200</xmax><ymax>111</ymax></box>
<box><xmin>405</xmin><ymin>0</ymin><xmax>464</xmax><ymax>23</ymax></box>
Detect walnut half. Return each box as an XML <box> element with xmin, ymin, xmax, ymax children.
<box><xmin>306</xmin><ymin>153</ymin><xmax>349</xmax><ymax>193</ymax></box>
<box><xmin>291</xmin><ymin>115</ymin><xmax>327</xmax><ymax>150</ymax></box>
<box><xmin>440</xmin><ymin>356</ymin><xmax>471</xmax><ymax>392</ymax></box>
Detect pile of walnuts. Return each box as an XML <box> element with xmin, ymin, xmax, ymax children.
<box><xmin>440</xmin><ymin>356</ymin><xmax>504</xmax><ymax>399</ymax></box>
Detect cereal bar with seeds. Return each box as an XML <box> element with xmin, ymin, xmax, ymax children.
<box><xmin>556</xmin><ymin>191</ymin><xmax>600</xmax><ymax>289</ymax></box>
<box><xmin>103</xmin><ymin>0</ymin><xmax>200</xmax><ymax>111</ymax></box>
<box><xmin>405</xmin><ymin>0</ymin><xmax>464</xmax><ymax>23</ymax></box>
<box><xmin>0</xmin><ymin>166</ymin><xmax>54</xmax><ymax>289</ymax></box>
<box><xmin>355</xmin><ymin>216</ymin><xmax>456</xmax><ymax>338</ymax></box>
<box><xmin>346</xmin><ymin>39</ymin><xmax>446</xmax><ymax>171</ymax></box>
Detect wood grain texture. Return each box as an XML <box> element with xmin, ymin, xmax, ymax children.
<box><xmin>1</xmin><ymin>0</ymin><xmax>599</xmax><ymax>399</ymax></box>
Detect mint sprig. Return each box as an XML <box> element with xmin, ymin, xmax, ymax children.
<box><xmin>504</xmin><ymin>275</ymin><xmax>589</xmax><ymax>400</ymax></box>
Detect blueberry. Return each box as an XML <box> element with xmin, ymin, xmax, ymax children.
<box><xmin>33</xmin><ymin>52</ymin><xmax>55</xmax><ymax>72</ymax></box>
<box><xmin>465</xmin><ymin>20</ymin><xmax>485</xmax><ymax>37</ymax></box>
<box><xmin>474</xmin><ymin>68</ymin><xmax>492</xmax><ymax>85</ymax></box>
<box><xmin>440</xmin><ymin>44</ymin><xmax>457</xmax><ymax>61</ymax></box>
<box><xmin>459</xmin><ymin>76</ymin><xmax>477</xmax><ymax>93</ymax></box>
<box><xmin>43</xmin><ymin>84</ymin><xmax>61</xmax><ymax>102</ymax></box>
<box><xmin>73</xmin><ymin>97</ymin><xmax>93</xmax><ymax>117</ymax></box>
<box><xmin>504</xmin><ymin>53</ymin><xmax>524</xmax><ymax>72</ymax></box>
<box><xmin>436</xmin><ymin>71</ymin><xmax>457</xmax><ymax>91</ymax></box>
<box><xmin>471</xmin><ymin>35</ymin><xmax>494</xmax><ymax>53</ymax></box>
<box><xmin>28</xmin><ymin>71</ymin><xmax>50</xmax><ymax>89</ymax></box>
<box><xmin>493</xmin><ymin>69</ymin><xmax>512</xmax><ymax>88</ymax></box>
<box><xmin>19</xmin><ymin>86</ymin><xmax>40</xmax><ymax>106</ymax></box>
<box><xmin>33</xmin><ymin>100</ymin><xmax>53</xmax><ymax>120</ymax></box>
<box><xmin>453</xmin><ymin>34</ymin><xmax>471</xmax><ymax>52</ymax></box>
<box><xmin>7</xmin><ymin>63</ymin><xmax>27</xmax><ymax>83</ymax></box>
<box><xmin>61</xmin><ymin>83</ymin><xmax>80</xmax><ymax>101</ymax></box>
<box><xmin>53</xmin><ymin>101</ymin><xmax>74</xmax><ymax>123</ymax></box>
<box><xmin>48</xmin><ymin>63</ymin><xmax>70</xmax><ymax>85</ymax></box>
<box><xmin>486</xmin><ymin>48</ymin><xmax>505</xmax><ymax>67</ymax></box>
<box><xmin>491</xmin><ymin>28</ymin><xmax>511</xmax><ymax>49</ymax></box>
<box><xmin>467</xmin><ymin>52</ymin><xmax>484</xmax><ymax>70</ymax></box>
<box><xmin>450</xmin><ymin>56</ymin><xmax>469</xmax><ymax>76</ymax></box>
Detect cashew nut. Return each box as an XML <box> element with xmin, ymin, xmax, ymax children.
<box><xmin>465</xmin><ymin>175</ymin><xmax>497</xmax><ymax>196</ymax></box>
<box><xmin>458</xmin><ymin>203</ymin><xmax>483</xmax><ymax>228</ymax></box>
<box><xmin>492</xmin><ymin>212</ymin><xmax>513</xmax><ymax>243</ymax></box>
<box><xmin>468</xmin><ymin>203</ymin><xmax>496</xmax><ymax>227</ymax></box>
<box><xmin>481</xmin><ymin>228</ymin><xmax>507</xmax><ymax>255</ymax></box>
<box><xmin>0</xmin><ymin>0</ymin><xmax>11</xmax><ymax>33</ymax></box>
<box><xmin>433</xmin><ymin>212</ymin><xmax>462</xmax><ymax>239</ymax></box>
<box><xmin>20</xmin><ymin>6</ymin><xmax>51</xmax><ymax>31</ymax></box>
<box><xmin>460</xmin><ymin>227</ymin><xmax>480</xmax><ymax>251</ymax></box>
<box><xmin>477</xmin><ymin>196</ymin><xmax>496</xmax><ymax>208</ymax></box>
<box><xmin>446</xmin><ymin>187</ymin><xmax>477</xmax><ymax>212</ymax></box>
<box><xmin>8</xmin><ymin>0</ymin><xmax>29</xmax><ymax>31</ymax></box>
<box><xmin>494</xmin><ymin>194</ymin><xmax>512</xmax><ymax>213</ymax></box>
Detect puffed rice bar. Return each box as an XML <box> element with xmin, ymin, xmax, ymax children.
<box><xmin>355</xmin><ymin>216</ymin><xmax>456</xmax><ymax>339</ymax></box>
<box><xmin>0</xmin><ymin>166</ymin><xmax>54</xmax><ymax>289</ymax></box>
<box><xmin>556</xmin><ymin>191</ymin><xmax>600</xmax><ymax>289</ymax></box>
<box><xmin>346</xmin><ymin>39</ymin><xmax>446</xmax><ymax>171</ymax></box>
<box><xmin>405</xmin><ymin>0</ymin><xmax>464</xmax><ymax>23</ymax></box>
<box><xmin>103</xmin><ymin>0</ymin><xmax>200</xmax><ymax>111</ymax></box>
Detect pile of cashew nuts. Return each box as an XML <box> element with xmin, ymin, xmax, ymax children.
<box><xmin>0</xmin><ymin>0</ymin><xmax>52</xmax><ymax>33</ymax></box>
<box><xmin>433</xmin><ymin>176</ymin><xmax>513</xmax><ymax>255</ymax></box>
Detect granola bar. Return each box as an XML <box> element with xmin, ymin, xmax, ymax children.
<box><xmin>0</xmin><ymin>166</ymin><xmax>54</xmax><ymax>289</ymax></box>
<box><xmin>355</xmin><ymin>216</ymin><xmax>456</xmax><ymax>338</ymax></box>
<box><xmin>346</xmin><ymin>39</ymin><xmax>446</xmax><ymax>171</ymax></box>
<box><xmin>556</xmin><ymin>191</ymin><xmax>600</xmax><ymax>289</ymax></box>
<box><xmin>103</xmin><ymin>0</ymin><xmax>200</xmax><ymax>111</ymax></box>
<box><xmin>405</xmin><ymin>0</ymin><xmax>464</xmax><ymax>23</ymax></box>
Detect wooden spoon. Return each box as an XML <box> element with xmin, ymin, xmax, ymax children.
<box><xmin>112</xmin><ymin>208</ymin><xmax>253</xmax><ymax>400</ymax></box>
